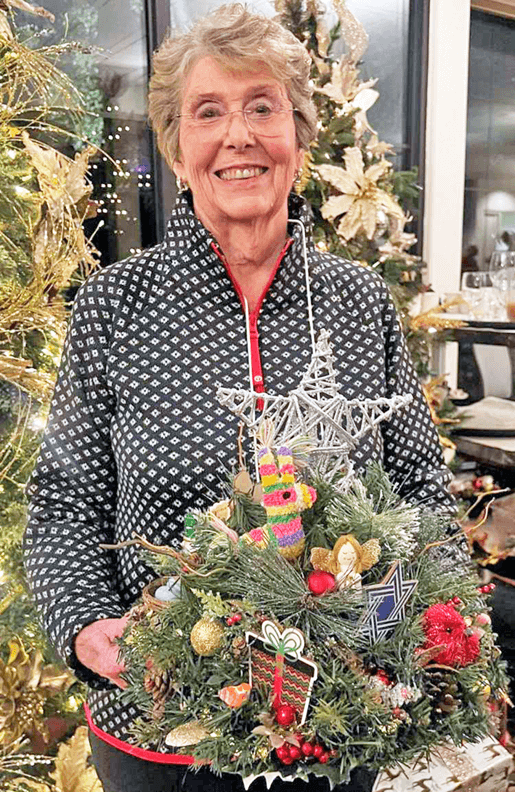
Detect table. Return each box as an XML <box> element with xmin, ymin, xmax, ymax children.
<box><xmin>444</xmin><ymin>319</ymin><xmax>515</xmax><ymax>467</ymax></box>
<box><xmin>449</xmin><ymin>319</ymin><xmax>515</xmax><ymax>402</ymax></box>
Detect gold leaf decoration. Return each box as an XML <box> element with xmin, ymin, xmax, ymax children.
<box><xmin>0</xmin><ymin>637</ymin><xmax>74</xmax><ymax>747</ymax></box>
<box><xmin>165</xmin><ymin>721</ymin><xmax>209</xmax><ymax>747</ymax></box>
<box><xmin>51</xmin><ymin>726</ymin><xmax>103</xmax><ymax>792</ymax></box>
<box><xmin>410</xmin><ymin>303</ymin><xmax>467</xmax><ymax>333</ymax></box>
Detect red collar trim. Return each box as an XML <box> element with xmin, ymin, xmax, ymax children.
<box><xmin>211</xmin><ymin>236</ymin><xmax>293</xmax><ymax>322</ymax></box>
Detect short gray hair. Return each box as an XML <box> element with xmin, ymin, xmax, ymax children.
<box><xmin>148</xmin><ymin>3</ymin><xmax>318</xmax><ymax>169</ymax></box>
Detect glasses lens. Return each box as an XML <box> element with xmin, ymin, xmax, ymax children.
<box><xmin>186</xmin><ymin>102</ymin><xmax>293</xmax><ymax>137</ymax></box>
<box><xmin>246</xmin><ymin>109</ymin><xmax>292</xmax><ymax>137</ymax></box>
<box><xmin>244</xmin><ymin>98</ymin><xmax>291</xmax><ymax>137</ymax></box>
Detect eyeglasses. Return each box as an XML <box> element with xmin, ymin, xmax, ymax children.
<box><xmin>174</xmin><ymin>98</ymin><xmax>296</xmax><ymax>138</ymax></box>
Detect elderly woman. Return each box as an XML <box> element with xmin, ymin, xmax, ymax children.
<box><xmin>24</xmin><ymin>5</ymin><xmax>453</xmax><ymax>792</ymax></box>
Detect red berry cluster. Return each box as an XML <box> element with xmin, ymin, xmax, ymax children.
<box><xmin>478</xmin><ymin>583</ymin><xmax>496</xmax><ymax>595</ymax></box>
<box><xmin>445</xmin><ymin>596</ymin><xmax>462</xmax><ymax>607</ymax></box>
<box><xmin>275</xmin><ymin>735</ymin><xmax>333</xmax><ymax>765</ymax></box>
<box><xmin>226</xmin><ymin>613</ymin><xmax>242</xmax><ymax>627</ymax></box>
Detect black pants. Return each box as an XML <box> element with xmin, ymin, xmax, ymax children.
<box><xmin>89</xmin><ymin>732</ymin><xmax>376</xmax><ymax>792</ymax></box>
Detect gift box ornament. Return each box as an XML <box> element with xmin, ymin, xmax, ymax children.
<box><xmin>372</xmin><ymin>735</ymin><xmax>512</xmax><ymax>792</ymax></box>
<box><xmin>245</xmin><ymin>620</ymin><xmax>318</xmax><ymax>725</ymax></box>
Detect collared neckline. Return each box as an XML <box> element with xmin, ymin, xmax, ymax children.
<box><xmin>161</xmin><ymin>191</ymin><xmax>314</xmax><ymax>313</ymax></box>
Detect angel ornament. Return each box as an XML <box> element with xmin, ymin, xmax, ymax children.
<box><xmin>310</xmin><ymin>534</ymin><xmax>381</xmax><ymax>591</ymax></box>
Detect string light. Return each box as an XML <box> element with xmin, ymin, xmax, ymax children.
<box><xmin>29</xmin><ymin>414</ymin><xmax>48</xmax><ymax>432</ymax></box>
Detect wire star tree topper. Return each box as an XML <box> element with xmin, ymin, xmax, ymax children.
<box><xmin>217</xmin><ymin>329</ymin><xmax>412</xmax><ymax>487</ymax></box>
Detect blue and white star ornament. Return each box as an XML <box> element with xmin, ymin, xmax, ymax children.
<box><xmin>360</xmin><ymin>561</ymin><xmax>417</xmax><ymax>643</ymax></box>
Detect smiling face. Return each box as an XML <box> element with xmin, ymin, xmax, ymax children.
<box><xmin>173</xmin><ymin>56</ymin><xmax>303</xmax><ymax>232</ymax></box>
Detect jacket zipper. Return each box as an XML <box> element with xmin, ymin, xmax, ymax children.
<box><xmin>211</xmin><ymin>238</ymin><xmax>293</xmax><ymax>408</ymax></box>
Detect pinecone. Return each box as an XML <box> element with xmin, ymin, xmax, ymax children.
<box><xmin>128</xmin><ymin>603</ymin><xmax>149</xmax><ymax>625</ymax></box>
<box><xmin>144</xmin><ymin>667</ymin><xmax>175</xmax><ymax>720</ymax></box>
<box><xmin>17</xmin><ymin>690</ymin><xmax>45</xmax><ymax>733</ymax></box>
<box><xmin>231</xmin><ymin>636</ymin><xmax>248</xmax><ymax>659</ymax></box>
<box><xmin>423</xmin><ymin>668</ymin><xmax>461</xmax><ymax>715</ymax></box>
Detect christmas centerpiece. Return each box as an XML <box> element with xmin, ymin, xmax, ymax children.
<box><xmin>110</xmin><ymin>333</ymin><xmax>508</xmax><ymax>787</ymax></box>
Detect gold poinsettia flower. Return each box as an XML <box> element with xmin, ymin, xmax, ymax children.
<box><xmin>316</xmin><ymin>59</ymin><xmax>378</xmax><ymax>106</ymax></box>
<box><xmin>317</xmin><ymin>147</ymin><xmax>405</xmax><ymax>241</ymax></box>
<box><xmin>0</xmin><ymin>637</ymin><xmax>74</xmax><ymax>748</ymax></box>
<box><xmin>51</xmin><ymin>726</ymin><xmax>104</xmax><ymax>792</ymax></box>
<box><xmin>378</xmin><ymin>216</ymin><xmax>418</xmax><ymax>263</ymax></box>
<box><xmin>21</xmin><ymin>132</ymin><xmax>94</xmax><ymax>219</ymax></box>
<box><xmin>316</xmin><ymin>59</ymin><xmax>379</xmax><ymax>137</ymax></box>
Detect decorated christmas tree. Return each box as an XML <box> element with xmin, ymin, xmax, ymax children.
<box><xmin>0</xmin><ymin>2</ymin><xmax>102</xmax><ymax>787</ymax></box>
<box><xmin>276</xmin><ymin>0</ymin><xmax>464</xmax><ymax>458</ymax></box>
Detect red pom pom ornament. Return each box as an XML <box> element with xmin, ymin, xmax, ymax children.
<box><xmin>307</xmin><ymin>570</ymin><xmax>336</xmax><ymax>595</ymax></box>
<box><xmin>275</xmin><ymin>704</ymin><xmax>297</xmax><ymax>727</ymax></box>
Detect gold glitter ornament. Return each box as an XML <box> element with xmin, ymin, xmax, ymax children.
<box><xmin>165</xmin><ymin>721</ymin><xmax>209</xmax><ymax>747</ymax></box>
<box><xmin>190</xmin><ymin>617</ymin><xmax>224</xmax><ymax>656</ymax></box>
<box><xmin>333</xmin><ymin>0</ymin><xmax>369</xmax><ymax>64</ymax></box>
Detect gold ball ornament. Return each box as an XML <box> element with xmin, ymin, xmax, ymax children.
<box><xmin>190</xmin><ymin>618</ymin><xmax>224</xmax><ymax>656</ymax></box>
<box><xmin>165</xmin><ymin>721</ymin><xmax>209</xmax><ymax>747</ymax></box>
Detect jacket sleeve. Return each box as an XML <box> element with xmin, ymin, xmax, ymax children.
<box><xmin>379</xmin><ymin>285</ymin><xmax>456</xmax><ymax>514</ymax></box>
<box><xmin>24</xmin><ymin>274</ymin><xmax>125</xmax><ymax>689</ymax></box>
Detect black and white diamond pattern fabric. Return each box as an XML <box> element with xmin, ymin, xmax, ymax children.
<box><xmin>24</xmin><ymin>192</ymin><xmax>453</xmax><ymax>747</ymax></box>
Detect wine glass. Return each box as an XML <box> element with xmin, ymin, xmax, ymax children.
<box><xmin>489</xmin><ymin>251</ymin><xmax>515</xmax><ymax>318</ymax></box>
<box><xmin>461</xmin><ymin>271</ymin><xmax>488</xmax><ymax>317</ymax></box>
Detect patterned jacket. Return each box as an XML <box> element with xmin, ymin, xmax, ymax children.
<box><xmin>24</xmin><ymin>192</ymin><xmax>453</xmax><ymax>750</ymax></box>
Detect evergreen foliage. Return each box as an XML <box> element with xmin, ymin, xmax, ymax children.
<box><xmin>118</xmin><ymin>465</ymin><xmax>508</xmax><ymax>783</ymax></box>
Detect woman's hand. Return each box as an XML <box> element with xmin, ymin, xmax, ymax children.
<box><xmin>74</xmin><ymin>616</ymin><xmax>130</xmax><ymax>688</ymax></box>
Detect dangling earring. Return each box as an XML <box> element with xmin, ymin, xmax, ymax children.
<box><xmin>176</xmin><ymin>176</ymin><xmax>188</xmax><ymax>194</ymax></box>
<box><xmin>293</xmin><ymin>168</ymin><xmax>303</xmax><ymax>195</ymax></box>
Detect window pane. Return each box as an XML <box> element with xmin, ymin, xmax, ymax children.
<box><xmin>331</xmin><ymin>0</ymin><xmax>411</xmax><ymax>169</ymax></box>
<box><xmin>463</xmin><ymin>10</ymin><xmax>515</xmax><ymax>272</ymax></box>
<box><xmin>16</xmin><ymin>0</ymin><xmax>158</xmax><ymax>266</ymax></box>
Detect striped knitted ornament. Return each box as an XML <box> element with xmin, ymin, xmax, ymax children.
<box><xmin>242</xmin><ymin>444</ymin><xmax>316</xmax><ymax>560</ymax></box>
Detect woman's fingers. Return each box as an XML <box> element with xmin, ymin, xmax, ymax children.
<box><xmin>74</xmin><ymin>615</ymin><xmax>130</xmax><ymax>688</ymax></box>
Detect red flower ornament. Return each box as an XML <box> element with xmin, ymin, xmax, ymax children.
<box><xmin>422</xmin><ymin>603</ymin><xmax>480</xmax><ymax>667</ymax></box>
